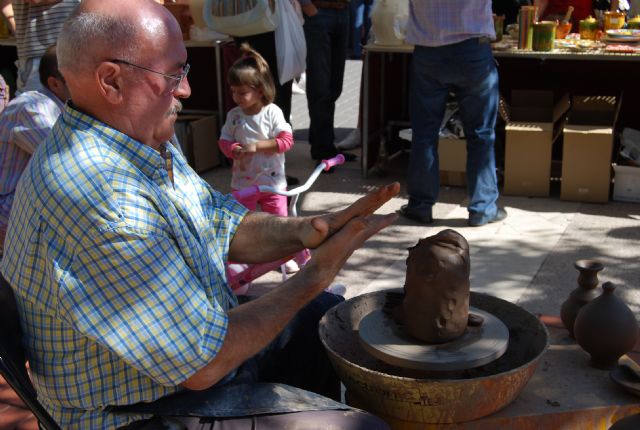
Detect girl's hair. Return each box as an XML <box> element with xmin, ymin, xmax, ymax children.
<box><xmin>228</xmin><ymin>43</ymin><xmax>276</xmax><ymax>105</ymax></box>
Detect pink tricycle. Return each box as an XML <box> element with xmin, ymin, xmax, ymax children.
<box><xmin>227</xmin><ymin>154</ymin><xmax>345</xmax><ymax>295</ymax></box>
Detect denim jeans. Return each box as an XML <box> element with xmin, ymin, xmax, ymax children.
<box><xmin>406</xmin><ymin>39</ymin><xmax>500</xmax><ymax>224</ymax></box>
<box><xmin>304</xmin><ymin>7</ymin><xmax>350</xmax><ymax>160</ymax></box>
<box><xmin>349</xmin><ymin>0</ymin><xmax>372</xmax><ymax>59</ymax></box>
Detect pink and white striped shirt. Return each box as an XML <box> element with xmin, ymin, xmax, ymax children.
<box><xmin>406</xmin><ymin>0</ymin><xmax>495</xmax><ymax>47</ymax></box>
<box><xmin>0</xmin><ymin>87</ymin><xmax>63</xmax><ymax>236</ymax></box>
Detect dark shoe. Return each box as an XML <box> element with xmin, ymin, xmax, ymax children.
<box><xmin>316</xmin><ymin>161</ymin><xmax>335</xmax><ymax>174</ymax></box>
<box><xmin>286</xmin><ymin>175</ymin><xmax>300</xmax><ymax>186</ymax></box>
<box><xmin>312</xmin><ymin>152</ymin><xmax>356</xmax><ymax>164</ymax></box>
<box><xmin>468</xmin><ymin>208</ymin><xmax>508</xmax><ymax>227</ymax></box>
<box><xmin>339</xmin><ymin>151</ymin><xmax>357</xmax><ymax>162</ymax></box>
<box><xmin>397</xmin><ymin>204</ymin><xmax>433</xmax><ymax>224</ymax></box>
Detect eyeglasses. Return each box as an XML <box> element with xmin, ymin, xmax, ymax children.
<box><xmin>111</xmin><ymin>59</ymin><xmax>190</xmax><ymax>93</ymax></box>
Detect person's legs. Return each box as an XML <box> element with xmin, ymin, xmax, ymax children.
<box><xmin>304</xmin><ymin>8</ymin><xmax>349</xmax><ymax>160</ymax></box>
<box><xmin>330</xmin><ymin>7</ymin><xmax>350</xmax><ymax>107</ymax></box>
<box><xmin>232</xmin><ymin>189</ymin><xmax>258</xmax><ymax>211</ymax></box>
<box><xmin>350</xmin><ymin>0</ymin><xmax>365</xmax><ymax>59</ymax></box>
<box><xmin>305</xmin><ymin>10</ymin><xmax>337</xmax><ymax>160</ymax></box>
<box><xmin>258</xmin><ymin>192</ymin><xmax>288</xmax><ymax>217</ymax></box>
<box><xmin>451</xmin><ymin>41</ymin><xmax>500</xmax><ymax>224</ymax></box>
<box><xmin>405</xmin><ymin>45</ymin><xmax>450</xmax><ymax>220</ymax></box>
<box><xmin>237</xmin><ymin>291</ymin><xmax>344</xmax><ymax>400</ymax></box>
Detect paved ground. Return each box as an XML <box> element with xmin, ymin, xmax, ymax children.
<box><xmin>204</xmin><ymin>59</ymin><xmax>640</xmax><ymax>319</ymax></box>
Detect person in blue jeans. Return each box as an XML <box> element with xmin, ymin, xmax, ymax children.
<box><xmin>300</xmin><ymin>0</ymin><xmax>357</xmax><ymax>165</ymax></box>
<box><xmin>349</xmin><ymin>0</ymin><xmax>372</xmax><ymax>59</ymax></box>
<box><xmin>399</xmin><ymin>0</ymin><xmax>507</xmax><ymax>227</ymax></box>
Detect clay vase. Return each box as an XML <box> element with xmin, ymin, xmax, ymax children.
<box><xmin>560</xmin><ymin>259</ymin><xmax>604</xmax><ymax>337</ymax></box>
<box><xmin>400</xmin><ymin>229</ymin><xmax>470</xmax><ymax>344</ymax></box>
<box><xmin>574</xmin><ymin>282</ymin><xmax>639</xmax><ymax>369</ymax></box>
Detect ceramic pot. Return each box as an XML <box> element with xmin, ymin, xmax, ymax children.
<box><xmin>370</xmin><ymin>0</ymin><xmax>409</xmax><ymax>46</ymax></box>
<box><xmin>560</xmin><ymin>259</ymin><xmax>604</xmax><ymax>337</ymax></box>
<box><xmin>574</xmin><ymin>282</ymin><xmax>639</xmax><ymax>369</ymax></box>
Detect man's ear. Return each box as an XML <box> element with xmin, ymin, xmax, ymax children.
<box><xmin>46</xmin><ymin>76</ymin><xmax>65</xmax><ymax>98</ymax></box>
<box><xmin>96</xmin><ymin>62</ymin><xmax>123</xmax><ymax>104</ymax></box>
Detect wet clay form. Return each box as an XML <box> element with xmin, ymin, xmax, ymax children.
<box><xmin>560</xmin><ymin>259</ymin><xmax>604</xmax><ymax>337</ymax></box>
<box><xmin>574</xmin><ymin>282</ymin><xmax>639</xmax><ymax>369</ymax></box>
<box><xmin>398</xmin><ymin>229</ymin><xmax>470</xmax><ymax>343</ymax></box>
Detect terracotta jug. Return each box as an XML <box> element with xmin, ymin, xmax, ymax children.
<box><xmin>574</xmin><ymin>282</ymin><xmax>639</xmax><ymax>369</ymax></box>
<box><xmin>560</xmin><ymin>259</ymin><xmax>604</xmax><ymax>337</ymax></box>
<box><xmin>370</xmin><ymin>0</ymin><xmax>409</xmax><ymax>46</ymax></box>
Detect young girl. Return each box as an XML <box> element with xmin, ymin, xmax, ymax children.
<box><xmin>218</xmin><ymin>43</ymin><xmax>299</xmax><ymax>278</ymax></box>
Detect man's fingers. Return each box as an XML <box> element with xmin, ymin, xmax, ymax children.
<box><xmin>315</xmin><ymin>212</ymin><xmax>398</xmax><ymax>264</ymax></box>
<box><xmin>335</xmin><ymin>182</ymin><xmax>400</xmax><ymax>226</ymax></box>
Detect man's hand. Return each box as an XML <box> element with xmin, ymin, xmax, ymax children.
<box><xmin>298</xmin><ymin>182</ymin><xmax>401</xmax><ymax>249</ymax></box>
<box><xmin>229</xmin><ymin>183</ymin><xmax>400</xmax><ymax>264</ymax></box>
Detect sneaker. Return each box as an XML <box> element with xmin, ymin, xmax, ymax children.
<box><xmin>336</xmin><ymin>129</ymin><xmax>361</xmax><ymax>150</ymax></box>
<box><xmin>292</xmin><ymin>81</ymin><xmax>306</xmax><ymax>95</ymax></box>
<box><xmin>283</xmin><ymin>259</ymin><xmax>300</xmax><ymax>274</ymax></box>
<box><xmin>468</xmin><ymin>208</ymin><xmax>508</xmax><ymax>227</ymax></box>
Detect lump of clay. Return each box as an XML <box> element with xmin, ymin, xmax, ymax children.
<box><xmin>399</xmin><ymin>229</ymin><xmax>470</xmax><ymax>343</ymax></box>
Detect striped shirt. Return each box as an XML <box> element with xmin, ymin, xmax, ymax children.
<box><xmin>406</xmin><ymin>0</ymin><xmax>495</xmax><ymax>47</ymax></box>
<box><xmin>0</xmin><ymin>87</ymin><xmax>64</xmax><ymax>238</ymax></box>
<box><xmin>0</xmin><ymin>104</ymin><xmax>247</xmax><ymax>429</ymax></box>
<box><xmin>13</xmin><ymin>0</ymin><xmax>80</xmax><ymax>61</ymax></box>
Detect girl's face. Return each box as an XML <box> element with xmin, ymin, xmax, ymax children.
<box><xmin>231</xmin><ymin>84</ymin><xmax>264</xmax><ymax>114</ymax></box>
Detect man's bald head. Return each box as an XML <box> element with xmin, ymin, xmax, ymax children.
<box><xmin>57</xmin><ymin>0</ymin><xmax>175</xmax><ymax>76</ymax></box>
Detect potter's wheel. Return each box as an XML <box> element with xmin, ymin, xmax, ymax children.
<box><xmin>358</xmin><ymin>306</ymin><xmax>509</xmax><ymax>371</ymax></box>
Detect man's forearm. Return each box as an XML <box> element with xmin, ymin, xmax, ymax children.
<box><xmin>183</xmin><ymin>203</ymin><xmax>398</xmax><ymax>390</ymax></box>
<box><xmin>228</xmin><ymin>211</ymin><xmax>308</xmax><ymax>263</ymax></box>
<box><xmin>181</xmin><ymin>262</ymin><xmax>328</xmax><ymax>390</ymax></box>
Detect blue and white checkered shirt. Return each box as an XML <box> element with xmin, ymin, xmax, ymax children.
<box><xmin>0</xmin><ymin>87</ymin><xmax>64</xmax><ymax>239</ymax></box>
<box><xmin>406</xmin><ymin>0</ymin><xmax>496</xmax><ymax>47</ymax></box>
<box><xmin>1</xmin><ymin>104</ymin><xmax>248</xmax><ymax>429</ymax></box>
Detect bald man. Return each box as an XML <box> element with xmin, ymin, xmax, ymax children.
<box><xmin>0</xmin><ymin>0</ymin><xmax>397</xmax><ymax>428</ymax></box>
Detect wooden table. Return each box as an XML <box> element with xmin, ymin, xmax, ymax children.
<box><xmin>361</xmin><ymin>41</ymin><xmax>640</xmax><ymax>177</ymax></box>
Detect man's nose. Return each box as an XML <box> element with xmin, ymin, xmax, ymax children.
<box><xmin>174</xmin><ymin>76</ymin><xmax>191</xmax><ymax>98</ymax></box>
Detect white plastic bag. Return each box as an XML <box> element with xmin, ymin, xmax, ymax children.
<box><xmin>274</xmin><ymin>0</ymin><xmax>306</xmax><ymax>85</ymax></box>
<box><xmin>203</xmin><ymin>0</ymin><xmax>279</xmax><ymax>37</ymax></box>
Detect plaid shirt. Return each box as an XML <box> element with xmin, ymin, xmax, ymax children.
<box><xmin>0</xmin><ymin>104</ymin><xmax>247</xmax><ymax>429</ymax></box>
<box><xmin>406</xmin><ymin>0</ymin><xmax>495</xmax><ymax>47</ymax></box>
<box><xmin>0</xmin><ymin>87</ymin><xmax>64</xmax><ymax>240</ymax></box>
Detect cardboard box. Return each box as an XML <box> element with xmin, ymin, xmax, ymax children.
<box><xmin>561</xmin><ymin>125</ymin><xmax>614</xmax><ymax>203</ymax></box>
<box><xmin>175</xmin><ymin>113</ymin><xmax>221</xmax><ymax>173</ymax></box>
<box><xmin>560</xmin><ymin>95</ymin><xmax>619</xmax><ymax>203</ymax></box>
<box><xmin>509</xmin><ymin>90</ymin><xmax>570</xmax><ymax>123</ymax></box>
<box><xmin>612</xmin><ymin>164</ymin><xmax>640</xmax><ymax>203</ymax></box>
<box><xmin>504</xmin><ymin>122</ymin><xmax>555</xmax><ymax>197</ymax></box>
<box><xmin>570</xmin><ymin>95</ymin><xmax>619</xmax><ymax>126</ymax></box>
<box><xmin>439</xmin><ymin>138</ymin><xmax>466</xmax><ymax>186</ymax></box>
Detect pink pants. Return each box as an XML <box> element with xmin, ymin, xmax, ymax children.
<box><xmin>234</xmin><ymin>190</ymin><xmax>288</xmax><ymax>217</ymax></box>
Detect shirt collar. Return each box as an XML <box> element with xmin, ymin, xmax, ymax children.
<box><xmin>60</xmin><ymin>103</ymin><xmax>165</xmax><ymax>180</ymax></box>
<box><xmin>39</xmin><ymin>87</ymin><xmax>66</xmax><ymax>110</ymax></box>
